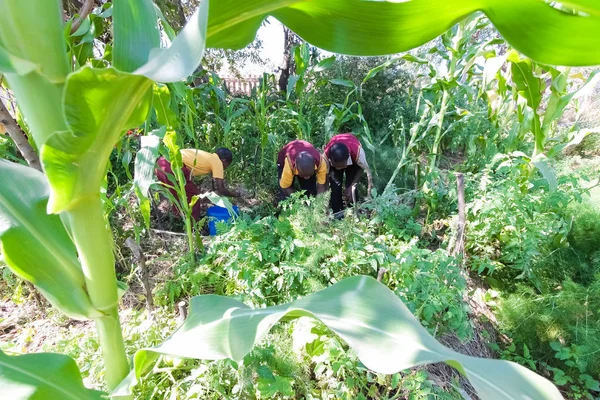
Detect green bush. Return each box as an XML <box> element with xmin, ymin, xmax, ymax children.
<box><xmin>496</xmin><ymin>278</ymin><xmax>600</xmax><ymax>398</ymax></box>
<box><xmin>463</xmin><ymin>157</ymin><xmax>584</xmax><ymax>290</ymax></box>
<box><xmin>568</xmin><ymin>199</ymin><xmax>600</xmax><ymax>259</ymax></box>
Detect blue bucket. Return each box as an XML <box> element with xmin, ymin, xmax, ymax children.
<box><xmin>207</xmin><ymin>205</ymin><xmax>239</xmax><ymax>236</ymax></box>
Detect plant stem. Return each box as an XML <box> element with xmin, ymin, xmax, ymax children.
<box><xmin>385</xmin><ymin>111</ymin><xmax>428</xmax><ymax>192</ymax></box>
<box><xmin>69</xmin><ymin>198</ymin><xmax>129</xmax><ymax>390</ymax></box>
<box><xmin>428</xmin><ymin>88</ymin><xmax>450</xmax><ymax>174</ymax></box>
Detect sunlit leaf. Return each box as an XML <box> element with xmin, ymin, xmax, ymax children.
<box><xmin>0</xmin><ymin>160</ymin><xmax>99</xmax><ymax>320</ymax></box>
<box><xmin>134</xmin><ymin>130</ymin><xmax>162</xmax><ymax>229</ymax></box>
<box><xmin>41</xmin><ymin>67</ymin><xmax>153</xmax><ymax>213</ymax></box>
<box><xmin>483</xmin><ymin>55</ymin><xmax>507</xmax><ymax>88</ymax></box>
<box><xmin>114</xmin><ymin>276</ymin><xmax>562</xmax><ymax>399</ymax></box>
<box><xmin>153</xmin><ymin>85</ymin><xmax>179</xmax><ymax>128</ymax></box>
<box><xmin>531</xmin><ymin>156</ymin><xmax>558</xmax><ymax>192</ymax></box>
<box><xmin>134</xmin><ymin>0</ymin><xmax>209</xmax><ymax>82</ymax></box>
<box><xmin>313</xmin><ymin>56</ymin><xmax>336</xmax><ymax>72</ymax></box>
<box><xmin>0</xmin><ymin>0</ymin><xmax>70</xmax><ymax>82</ymax></box>
<box><xmin>0</xmin><ymin>350</ymin><xmax>104</xmax><ymax>400</ymax></box>
<box><xmin>508</xmin><ymin>50</ymin><xmax>544</xmax><ymax>151</ymax></box>
<box><xmin>0</xmin><ymin>44</ymin><xmax>37</xmax><ymax>75</ymax></box>
<box><xmin>543</xmin><ymin>70</ymin><xmax>600</xmax><ymax>131</ymax></box>
<box><xmin>206</xmin><ymin>0</ymin><xmax>600</xmax><ymax>66</ymax></box>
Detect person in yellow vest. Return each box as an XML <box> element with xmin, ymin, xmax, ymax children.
<box><xmin>277</xmin><ymin>140</ymin><xmax>329</xmax><ymax>198</ymax></box>
<box><xmin>155</xmin><ymin>148</ymin><xmax>239</xmax><ymax>220</ymax></box>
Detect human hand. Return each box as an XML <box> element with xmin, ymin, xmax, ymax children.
<box><xmin>345</xmin><ymin>185</ymin><xmax>356</xmax><ymax>203</ymax></box>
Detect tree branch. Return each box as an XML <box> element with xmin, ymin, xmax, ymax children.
<box><xmin>0</xmin><ymin>100</ymin><xmax>42</xmax><ymax>171</ymax></box>
<box><xmin>70</xmin><ymin>0</ymin><xmax>95</xmax><ymax>34</ymax></box>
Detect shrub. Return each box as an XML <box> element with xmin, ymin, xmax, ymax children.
<box><xmin>463</xmin><ymin>157</ymin><xmax>584</xmax><ymax>290</ymax></box>
<box><xmin>496</xmin><ymin>278</ymin><xmax>600</xmax><ymax>397</ymax></box>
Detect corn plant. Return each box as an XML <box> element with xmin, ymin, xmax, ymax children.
<box><xmin>248</xmin><ymin>73</ymin><xmax>279</xmax><ymax>175</ymax></box>
<box><xmin>0</xmin><ymin>0</ymin><xmax>599</xmax><ymax>398</ymax></box>
<box><xmin>485</xmin><ymin>50</ymin><xmax>600</xmax><ymax>158</ymax></box>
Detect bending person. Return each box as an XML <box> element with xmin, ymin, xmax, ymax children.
<box><xmin>155</xmin><ymin>148</ymin><xmax>239</xmax><ymax>220</ymax></box>
<box><xmin>324</xmin><ymin>133</ymin><xmax>373</xmax><ymax>214</ymax></box>
<box><xmin>277</xmin><ymin>140</ymin><xmax>328</xmax><ymax>198</ymax></box>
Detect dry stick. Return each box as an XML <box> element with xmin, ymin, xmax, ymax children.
<box><xmin>377</xmin><ymin>268</ymin><xmax>387</xmax><ymax>282</ymax></box>
<box><xmin>177</xmin><ymin>301</ymin><xmax>188</xmax><ymax>324</ymax></box>
<box><xmin>70</xmin><ymin>0</ymin><xmax>95</xmax><ymax>34</ymax></box>
<box><xmin>125</xmin><ymin>237</ymin><xmax>154</xmax><ymax>312</ymax></box>
<box><xmin>452</xmin><ymin>173</ymin><xmax>466</xmax><ymax>258</ymax></box>
<box><xmin>151</xmin><ymin>228</ymin><xmax>187</xmax><ymax>237</ymax></box>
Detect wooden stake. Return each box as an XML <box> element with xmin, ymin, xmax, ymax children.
<box><xmin>452</xmin><ymin>173</ymin><xmax>466</xmax><ymax>258</ymax></box>
<box><xmin>125</xmin><ymin>237</ymin><xmax>154</xmax><ymax>311</ymax></box>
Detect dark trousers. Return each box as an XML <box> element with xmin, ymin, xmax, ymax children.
<box><xmin>330</xmin><ymin>164</ymin><xmax>360</xmax><ymax>213</ymax></box>
<box><xmin>277</xmin><ymin>164</ymin><xmax>317</xmax><ymax>198</ymax></box>
<box><xmin>155</xmin><ymin>156</ymin><xmax>202</xmax><ymax>221</ymax></box>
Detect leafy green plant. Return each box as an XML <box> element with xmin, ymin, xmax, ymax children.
<box><xmin>491</xmin><ymin>339</ymin><xmax>600</xmax><ymax>399</ymax></box>
<box><xmin>464</xmin><ymin>156</ymin><xmax>583</xmax><ymax>288</ymax></box>
<box><xmin>1</xmin><ymin>0</ymin><xmax>597</xmax><ymax>398</ymax></box>
<box><xmin>114</xmin><ymin>276</ymin><xmax>562</xmax><ymax>399</ymax></box>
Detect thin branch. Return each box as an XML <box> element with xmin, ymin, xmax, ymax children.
<box><xmin>70</xmin><ymin>0</ymin><xmax>95</xmax><ymax>34</ymax></box>
<box><xmin>0</xmin><ymin>100</ymin><xmax>42</xmax><ymax>171</ymax></box>
<box><xmin>151</xmin><ymin>228</ymin><xmax>187</xmax><ymax>237</ymax></box>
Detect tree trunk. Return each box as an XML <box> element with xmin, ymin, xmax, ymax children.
<box><xmin>278</xmin><ymin>27</ymin><xmax>297</xmax><ymax>92</ymax></box>
<box><xmin>0</xmin><ymin>100</ymin><xmax>42</xmax><ymax>171</ymax></box>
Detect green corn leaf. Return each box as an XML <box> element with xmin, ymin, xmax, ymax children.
<box><xmin>153</xmin><ymin>85</ymin><xmax>179</xmax><ymax>128</ymax></box>
<box><xmin>0</xmin><ymin>44</ymin><xmax>37</xmax><ymax>75</ymax></box>
<box><xmin>134</xmin><ymin>0</ymin><xmax>209</xmax><ymax>82</ymax></box>
<box><xmin>113</xmin><ymin>0</ymin><xmax>160</xmax><ymax>72</ymax></box>
<box><xmin>542</xmin><ymin>70</ymin><xmax>600</xmax><ymax>131</ymax></box>
<box><xmin>508</xmin><ymin>50</ymin><xmax>544</xmax><ymax>151</ymax></box>
<box><xmin>0</xmin><ymin>0</ymin><xmax>70</xmax><ymax>82</ymax></box>
<box><xmin>206</xmin><ymin>0</ymin><xmax>600</xmax><ymax>66</ymax></box>
<box><xmin>113</xmin><ymin>276</ymin><xmax>562</xmax><ymax>399</ymax></box>
<box><xmin>313</xmin><ymin>56</ymin><xmax>336</xmax><ymax>72</ymax></box>
<box><xmin>531</xmin><ymin>156</ymin><xmax>558</xmax><ymax>192</ymax></box>
<box><xmin>329</xmin><ymin>79</ymin><xmax>355</xmax><ymax>88</ymax></box>
<box><xmin>0</xmin><ymin>160</ymin><xmax>99</xmax><ymax>320</ymax></box>
<box><xmin>134</xmin><ymin>130</ymin><xmax>162</xmax><ymax>229</ymax></box>
<box><xmin>507</xmin><ymin>51</ymin><xmax>543</xmax><ymax>111</ymax></box>
<box><xmin>483</xmin><ymin>55</ymin><xmax>507</xmax><ymax>88</ymax></box>
<box><xmin>163</xmin><ymin>130</ymin><xmax>183</xmax><ymax>171</ymax></box>
<box><xmin>41</xmin><ymin>67</ymin><xmax>153</xmax><ymax>213</ymax></box>
<box><xmin>0</xmin><ymin>350</ymin><xmax>104</xmax><ymax>400</ymax></box>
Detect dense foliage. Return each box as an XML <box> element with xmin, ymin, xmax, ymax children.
<box><xmin>0</xmin><ymin>0</ymin><xmax>599</xmax><ymax>399</ymax></box>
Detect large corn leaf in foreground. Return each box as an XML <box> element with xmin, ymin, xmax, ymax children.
<box><xmin>0</xmin><ymin>350</ymin><xmax>104</xmax><ymax>400</ymax></box>
<box><xmin>113</xmin><ymin>0</ymin><xmax>209</xmax><ymax>82</ymax></box>
<box><xmin>108</xmin><ymin>0</ymin><xmax>600</xmax><ymax>85</ymax></box>
<box><xmin>0</xmin><ymin>160</ymin><xmax>99</xmax><ymax>320</ymax></box>
<box><xmin>41</xmin><ymin>67</ymin><xmax>153</xmax><ymax>213</ymax></box>
<box><xmin>206</xmin><ymin>0</ymin><xmax>600</xmax><ymax>66</ymax></box>
<box><xmin>114</xmin><ymin>276</ymin><xmax>562</xmax><ymax>399</ymax></box>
